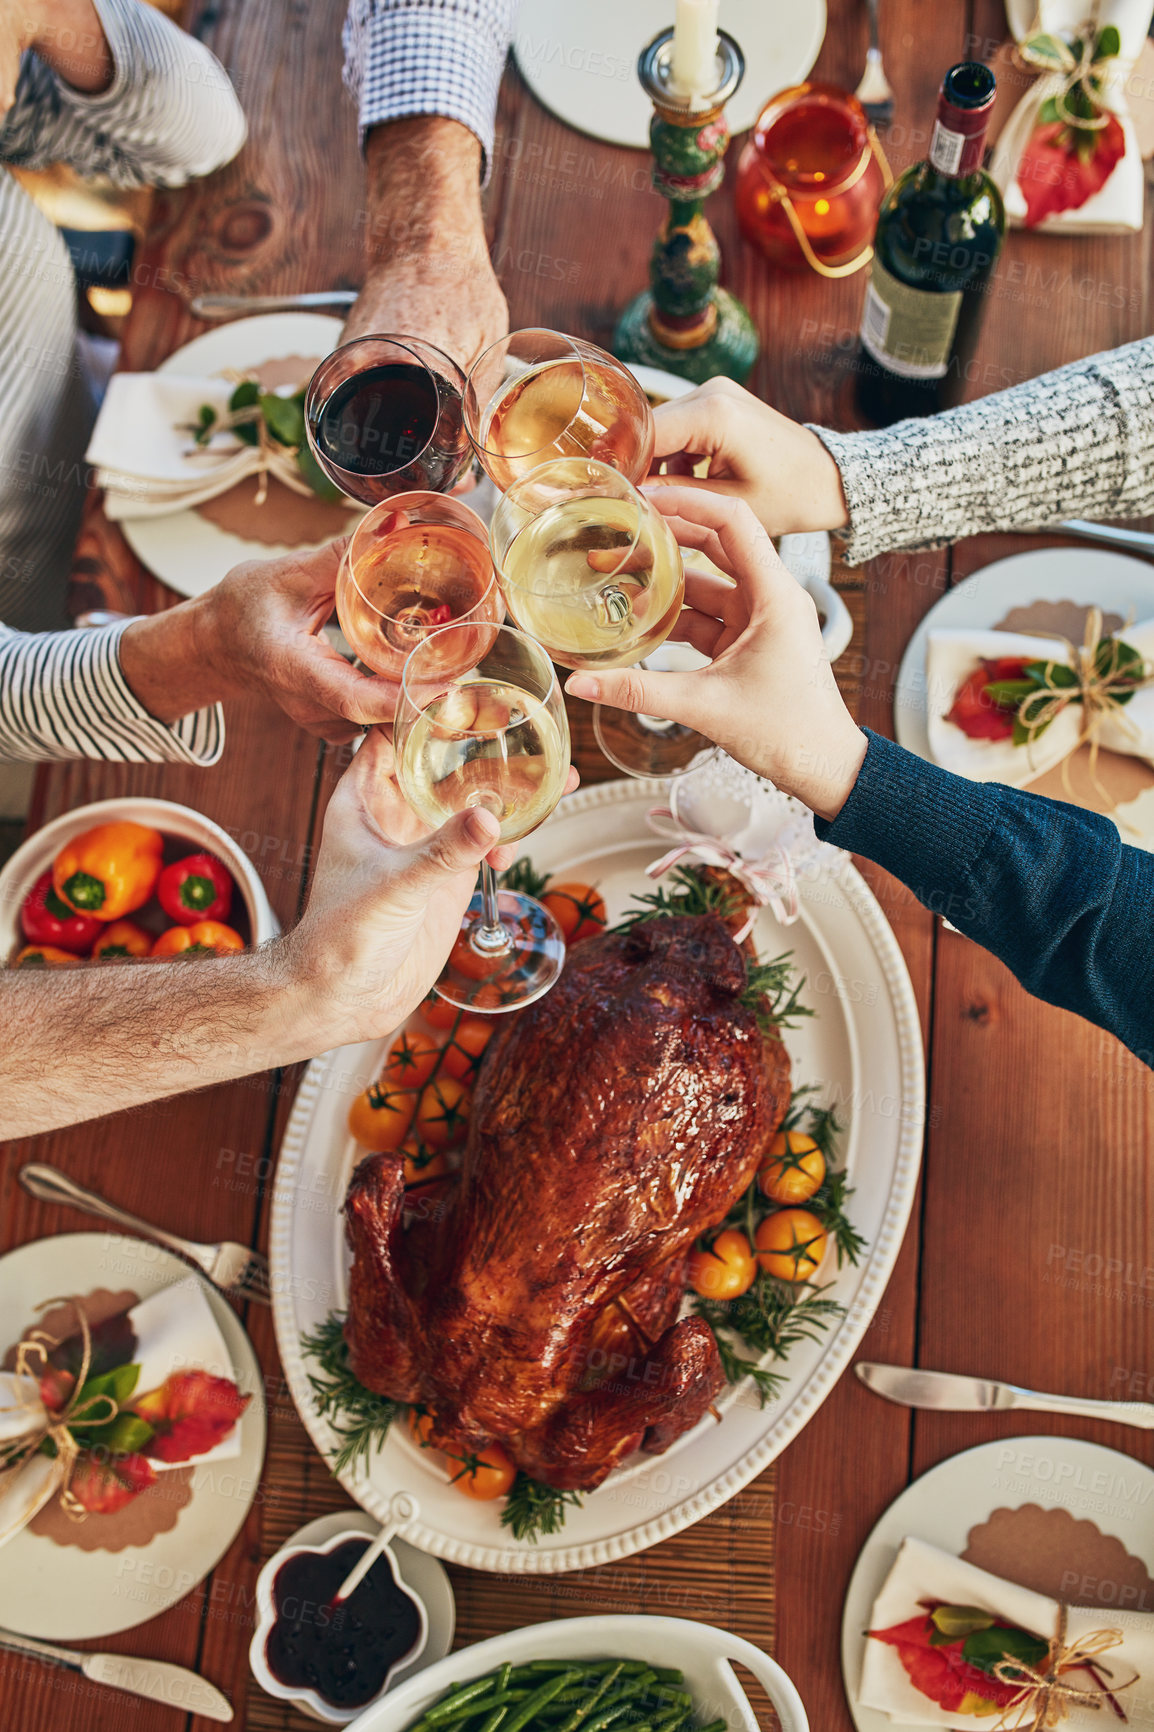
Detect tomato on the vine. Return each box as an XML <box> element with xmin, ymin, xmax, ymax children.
<box><xmin>347</xmin><ymin>1083</ymin><xmax>416</xmax><ymax>1152</ymax></box>
<box><xmin>381</xmin><ymin>1029</ymin><xmax>441</xmax><ymax>1091</ymax></box>
<box><xmin>440</xmin><ymin>1016</ymin><xmax>494</xmax><ymax>1084</ymax></box>
<box><xmin>415</xmin><ymin>1076</ymin><xmax>471</xmax><ymax>1148</ymax></box>
<box><xmin>688</xmin><ymin>1229</ymin><xmax>757</xmax><ymax>1299</ymax></box>
<box><xmin>754</xmin><ymin>1209</ymin><xmax>828</xmax><ymax>1283</ymax></box>
<box><xmin>541</xmin><ymin>881</ymin><xmax>607</xmax><ymax>944</ymax></box>
<box><xmin>451</xmin><ymin>1443</ymin><xmax>516</xmax><ymax>1501</ymax></box>
<box><xmin>418</xmin><ymin>989</ymin><xmax>460</xmax><ymax>1031</ymax></box>
<box><xmin>758</xmin><ymin>1131</ymin><xmax>826</xmax><ymax>1205</ymax></box>
<box><xmin>399</xmin><ymin>1138</ymin><xmax>449</xmax><ymax>1185</ymax></box>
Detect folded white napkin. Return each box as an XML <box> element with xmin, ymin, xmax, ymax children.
<box><xmin>927</xmin><ymin>622</ymin><xmax>1154</xmax><ymax>786</ymax></box>
<box><xmin>86</xmin><ymin>372</ymin><xmax>354</xmax><ymax>522</ymax></box>
<box><xmin>860</xmin><ymin>1534</ymin><xmax>1154</xmax><ymax>1729</ymax></box>
<box><xmin>991</xmin><ymin>0</ymin><xmax>1153</xmax><ymax>234</ymax></box>
<box><xmin>0</xmin><ymin>1277</ymin><xmax>246</xmax><ymax>1549</ymax></box>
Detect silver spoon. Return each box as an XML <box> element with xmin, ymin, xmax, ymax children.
<box><xmin>855</xmin><ymin>0</ymin><xmax>894</xmax><ymax>128</ymax></box>
<box><xmin>188</xmin><ymin>289</ymin><xmax>357</xmax><ymax>320</ymax></box>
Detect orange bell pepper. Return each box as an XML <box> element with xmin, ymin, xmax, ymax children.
<box><xmin>92</xmin><ymin>919</ymin><xmax>153</xmax><ymax>959</ymax></box>
<box><xmin>151</xmin><ymin>920</ymin><xmax>245</xmax><ymax>958</ymax></box>
<box><xmin>54</xmin><ymin>822</ymin><xmax>163</xmax><ymax>921</ymax></box>
<box><xmin>12</xmin><ymin>944</ymin><xmax>79</xmax><ymax>967</ymax></box>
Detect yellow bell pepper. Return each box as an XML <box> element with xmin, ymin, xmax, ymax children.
<box><xmin>53</xmin><ymin>821</ymin><xmax>164</xmax><ymax>921</ymax></box>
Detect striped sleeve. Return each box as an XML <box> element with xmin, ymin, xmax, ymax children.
<box><xmin>810</xmin><ymin>336</ymin><xmax>1154</xmax><ymax>567</ymax></box>
<box><xmin>0</xmin><ymin>621</ymin><xmax>224</xmax><ymax>765</ymax></box>
<box><xmin>0</xmin><ymin>0</ymin><xmax>246</xmax><ymax>188</ymax></box>
<box><xmin>342</xmin><ymin>0</ymin><xmax>514</xmax><ymax>177</ymax></box>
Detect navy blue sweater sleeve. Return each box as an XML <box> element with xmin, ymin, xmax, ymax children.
<box><xmin>814</xmin><ymin>730</ymin><xmax>1154</xmax><ymax>1066</ymax></box>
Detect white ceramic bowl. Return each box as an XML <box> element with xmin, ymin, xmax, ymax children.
<box><xmin>345</xmin><ymin>1615</ymin><xmax>808</xmax><ymax>1732</ymax></box>
<box><xmin>250</xmin><ymin>1526</ymin><xmax>430</xmax><ymax>1725</ymax></box>
<box><xmin>0</xmin><ymin>795</ymin><xmax>279</xmax><ymax>960</ymax></box>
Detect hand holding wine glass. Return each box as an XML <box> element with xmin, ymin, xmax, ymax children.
<box><xmin>564</xmin><ymin>486</ymin><xmax>868</xmax><ymax>821</ymax></box>
<box><xmin>395</xmin><ymin>622</ymin><xmax>574</xmax><ymax>1011</ymax></box>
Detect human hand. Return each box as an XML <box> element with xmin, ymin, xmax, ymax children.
<box><xmin>286</xmin><ymin>730</ymin><xmax>542</xmax><ymax>1045</ymax></box>
<box><xmin>0</xmin><ymin>1</ymin><xmax>113</xmax><ymax>117</ymax></box>
<box><xmin>192</xmin><ymin>541</ymin><xmax>404</xmax><ymax>741</ymax></box>
<box><xmin>565</xmin><ymin>488</ymin><xmax>867</xmax><ymax>821</ymax></box>
<box><xmin>646</xmin><ymin>377</ymin><xmax>850</xmax><ymax>540</ymax></box>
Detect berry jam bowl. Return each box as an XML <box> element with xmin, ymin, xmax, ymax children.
<box><xmin>250</xmin><ymin>1525</ymin><xmax>429</xmax><ymax>1724</ymax></box>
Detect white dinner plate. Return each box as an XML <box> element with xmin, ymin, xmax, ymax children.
<box><xmin>121</xmin><ymin>312</ymin><xmax>351</xmax><ymax>600</ymax></box>
<box><xmin>271</xmin><ymin>776</ymin><xmax>924</xmax><ymax>1574</ymax></box>
<box><xmin>841</xmin><ymin>1435</ymin><xmax>1154</xmax><ymax>1732</ymax></box>
<box><xmin>513</xmin><ymin>0</ymin><xmax>827</xmax><ymax>150</ymax></box>
<box><xmin>0</xmin><ymin>1232</ymin><xmax>266</xmax><ymax>1639</ymax></box>
<box><xmin>894</xmin><ymin>545</ymin><xmax>1154</xmax><ymax>766</ymax></box>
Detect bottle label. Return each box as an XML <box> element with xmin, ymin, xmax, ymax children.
<box><xmin>929</xmin><ymin>119</ymin><xmax>968</xmax><ymax>175</ymax></box>
<box><xmin>860</xmin><ymin>258</ymin><xmax>963</xmax><ymax>380</ymax></box>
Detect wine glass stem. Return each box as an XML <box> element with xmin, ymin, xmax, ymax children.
<box><xmin>472</xmin><ymin>861</ymin><xmax>512</xmax><ymax>958</ymax></box>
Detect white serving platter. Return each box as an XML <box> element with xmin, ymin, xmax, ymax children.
<box><xmin>271</xmin><ymin>776</ymin><xmax>924</xmax><ymax>1573</ymax></box>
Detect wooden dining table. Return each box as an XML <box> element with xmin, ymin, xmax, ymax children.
<box><xmin>3</xmin><ymin>0</ymin><xmax>1153</xmax><ymax>1726</ymax></box>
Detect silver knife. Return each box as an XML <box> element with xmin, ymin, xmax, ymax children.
<box><xmin>189</xmin><ymin>289</ymin><xmax>357</xmax><ymax>319</ymax></box>
<box><xmin>0</xmin><ymin>1629</ymin><xmax>233</xmax><ymax>1721</ymax></box>
<box><xmin>1058</xmin><ymin>518</ymin><xmax>1154</xmax><ymax>556</ymax></box>
<box><xmin>856</xmin><ymin>1362</ymin><xmax>1154</xmax><ymax>1432</ymax></box>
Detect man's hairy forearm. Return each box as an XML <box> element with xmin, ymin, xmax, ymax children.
<box><xmin>363</xmin><ymin>115</ymin><xmax>485</xmax><ymax>267</ymax></box>
<box><xmin>0</xmin><ymin>946</ymin><xmax>322</xmax><ymax>1138</ymax></box>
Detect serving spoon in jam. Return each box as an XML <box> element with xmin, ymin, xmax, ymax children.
<box><xmin>331</xmin><ymin>1490</ymin><xmax>419</xmax><ymax>1607</ymax></box>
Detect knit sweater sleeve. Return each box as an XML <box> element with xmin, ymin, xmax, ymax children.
<box><xmin>808</xmin><ymin>336</ymin><xmax>1154</xmax><ymax>566</ymax></box>
<box><xmin>815</xmin><ymin>729</ymin><xmax>1154</xmax><ymax>1065</ymax></box>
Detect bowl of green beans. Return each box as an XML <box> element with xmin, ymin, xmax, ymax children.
<box><xmin>342</xmin><ymin>1614</ymin><xmax>807</xmax><ymax>1732</ymax></box>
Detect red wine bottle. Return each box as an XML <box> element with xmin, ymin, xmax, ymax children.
<box><xmin>855</xmin><ymin>62</ymin><xmax>1005</xmax><ymax>425</ymax></box>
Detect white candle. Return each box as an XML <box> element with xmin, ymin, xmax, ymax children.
<box><xmin>670</xmin><ymin>0</ymin><xmax>719</xmax><ymax>99</ymax></box>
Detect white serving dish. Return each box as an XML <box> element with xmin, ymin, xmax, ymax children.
<box><xmin>251</xmin><ymin>1525</ymin><xmax>430</xmax><ymax>1725</ymax></box>
<box><xmin>347</xmin><ymin>1614</ymin><xmax>808</xmax><ymax>1732</ymax></box>
<box><xmin>0</xmin><ymin>795</ymin><xmax>279</xmax><ymax>959</ymax></box>
<box><xmin>271</xmin><ymin>777</ymin><xmax>924</xmax><ymax>1574</ymax></box>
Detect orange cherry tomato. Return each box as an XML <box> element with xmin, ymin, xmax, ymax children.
<box><xmin>540</xmin><ymin>881</ymin><xmax>607</xmax><ymax>944</ymax></box>
<box><xmin>758</xmin><ymin>1131</ymin><xmax>826</xmax><ymax>1206</ymax></box>
<box><xmin>92</xmin><ymin>919</ymin><xmax>152</xmax><ymax>960</ymax></box>
<box><xmin>12</xmin><ymin>944</ymin><xmax>78</xmax><ymax>968</ymax></box>
<box><xmin>440</xmin><ymin>1016</ymin><xmax>495</xmax><ymax>1084</ymax></box>
<box><xmin>151</xmin><ymin>920</ymin><xmax>244</xmax><ymax>957</ymax></box>
<box><xmin>418</xmin><ymin>989</ymin><xmax>460</xmax><ymax>1031</ymax></box>
<box><xmin>754</xmin><ymin>1209</ymin><xmax>828</xmax><ymax>1283</ymax></box>
<box><xmin>381</xmin><ymin>1029</ymin><xmax>441</xmax><ymax>1091</ymax></box>
<box><xmin>347</xmin><ymin>1083</ymin><xmax>416</xmax><ymax>1152</ymax></box>
<box><xmin>409</xmin><ymin>1410</ymin><xmax>437</xmax><ymax>1449</ymax></box>
<box><xmin>399</xmin><ymin>1138</ymin><xmax>449</xmax><ymax>1185</ymax></box>
<box><xmin>452</xmin><ymin>1443</ymin><xmax>516</xmax><ymax>1502</ymax></box>
<box><xmin>688</xmin><ymin>1229</ymin><xmax>758</xmax><ymax>1299</ymax></box>
<box><xmin>448</xmin><ymin>928</ymin><xmax>518</xmax><ymax>984</ymax></box>
<box><xmin>415</xmin><ymin>1076</ymin><xmax>471</xmax><ymax>1148</ymax></box>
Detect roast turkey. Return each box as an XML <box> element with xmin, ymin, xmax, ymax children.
<box><xmin>343</xmin><ymin>910</ymin><xmax>792</xmax><ymax>1491</ymax></box>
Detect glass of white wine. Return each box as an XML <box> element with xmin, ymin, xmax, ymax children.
<box><xmin>464</xmin><ymin>329</ymin><xmax>655</xmax><ymax>490</ymax></box>
<box><xmin>395</xmin><ymin>621</ymin><xmax>572</xmax><ymax>1012</ymax></box>
<box><xmin>489</xmin><ymin>457</ymin><xmax>684</xmax><ymax>671</ymax></box>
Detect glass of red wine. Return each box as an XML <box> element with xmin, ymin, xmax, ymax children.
<box><xmin>304</xmin><ymin>335</ymin><xmax>473</xmax><ymax>505</ymax></box>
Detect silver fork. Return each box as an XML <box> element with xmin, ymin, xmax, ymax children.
<box><xmin>855</xmin><ymin>0</ymin><xmax>895</xmax><ymax>128</ymax></box>
<box><xmin>18</xmin><ymin>1163</ymin><xmax>271</xmax><ymax>1305</ymax></box>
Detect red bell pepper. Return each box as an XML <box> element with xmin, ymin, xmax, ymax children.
<box><xmin>20</xmin><ymin>870</ymin><xmax>103</xmax><ymax>954</ymax></box>
<box><xmin>155</xmin><ymin>852</ymin><xmax>234</xmax><ymax>925</ymax></box>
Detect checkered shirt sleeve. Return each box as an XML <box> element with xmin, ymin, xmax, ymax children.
<box><xmin>343</xmin><ymin>0</ymin><xmax>515</xmax><ymax>178</ymax></box>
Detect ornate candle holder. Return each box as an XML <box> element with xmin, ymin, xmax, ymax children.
<box><xmin>614</xmin><ymin>28</ymin><xmax>759</xmax><ymax>386</ymax></box>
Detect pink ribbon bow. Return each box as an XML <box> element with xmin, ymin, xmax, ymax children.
<box><xmin>645</xmin><ymin>806</ymin><xmax>800</xmax><ymax>942</ymax></box>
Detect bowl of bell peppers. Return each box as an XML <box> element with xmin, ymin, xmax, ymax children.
<box><xmin>0</xmin><ymin>797</ymin><xmax>279</xmax><ymax>969</ymax></box>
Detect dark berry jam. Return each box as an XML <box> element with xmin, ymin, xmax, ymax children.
<box><xmin>265</xmin><ymin>1539</ymin><xmax>421</xmax><ymax>1709</ymax></box>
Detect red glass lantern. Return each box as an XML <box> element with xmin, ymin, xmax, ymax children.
<box><xmin>736</xmin><ymin>82</ymin><xmax>892</xmax><ymax>278</ymax></box>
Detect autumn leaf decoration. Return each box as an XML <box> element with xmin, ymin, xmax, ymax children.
<box><xmin>1015</xmin><ymin>22</ymin><xmax>1126</xmax><ymax>225</ymax></box>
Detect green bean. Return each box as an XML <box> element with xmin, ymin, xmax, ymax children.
<box><xmin>478</xmin><ymin>1711</ymin><xmax>507</xmax><ymax>1732</ymax></box>
<box><xmin>580</xmin><ymin>1695</ymin><xmax>650</xmax><ymax>1732</ymax></box>
<box><xmin>425</xmin><ymin>1679</ymin><xmax>503</xmax><ymax>1723</ymax></box>
<box><xmin>649</xmin><ymin>1710</ymin><xmax>689</xmax><ymax>1732</ymax></box>
<box><xmin>551</xmin><ymin>1662</ymin><xmax>626</xmax><ymax>1732</ymax></box>
<box><xmin>523</xmin><ymin>1662</ymin><xmax>589</xmax><ymax>1674</ymax></box>
<box><xmin>501</xmin><ymin>1670</ymin><xmax>582</xmax><ymax>1732</ymax></box>
<box><xmin>649</xmin><ymin>1671</ymin><xmax>684</xmax><ymax>1687</ymax></box>
<box><xmin>652</xmin><ymin>1690</ymin><xmax>692</xmax><ymax>1710</ymax></box>
<box><xmin>441</xmin><ymin>1690</ymin><xmax>532</xmax><ymax>1723</ymax></box>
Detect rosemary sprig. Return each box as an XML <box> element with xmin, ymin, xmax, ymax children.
<box><xmin>301</xmin><ymin>1312</ymin><xmax>403</xmax><ymax>1475</ymax></box>
<box><xmin>500</xmin><ymin>856</ymin><xmax>552</xmax><ymax>899</ymax></box>
<box><xmin>499</xmin><ymin>1472</ymin><xmax>584</xmax><ymax>1542</ymax></box>
<box><xmin>615</xmin><ymin>863</ymin><xmax>741</xmax><ymax>928</ymax></box>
